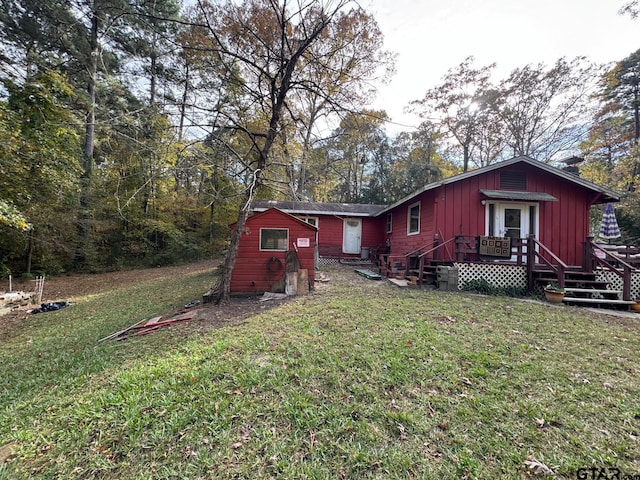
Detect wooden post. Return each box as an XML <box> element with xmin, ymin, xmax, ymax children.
<box><xmin>582</xmin><ymin>236</ymin><xmax>594</xmax><ymax>273</ymax></box>
<box><xmin>623</xmin><ymin>265</ymin><xmax>631</xmax><ymax>301</ymax></box>
<box><xmin>297</xmin><ymin>269</ymin><xmax>309</xmax><ymax>295</ymax></box>
<box><xmin>526</xmin><ymin>235</ymin><xmax>535</xmax><ymax>292</ymax></box>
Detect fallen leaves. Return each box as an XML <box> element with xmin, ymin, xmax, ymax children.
<box><xmin>523</xmin><ymin>455</ymin><xmax>555</xmax><ymax>476</ymax></box>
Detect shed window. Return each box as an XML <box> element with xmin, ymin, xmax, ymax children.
<box><xmin>296</xmin><ymin>215</ymin><xmax>318</xmax><ymax>228</ymax></box>
<box><xmin>260</xmin><ymin>228</ymin><xmax>288</xmax><ymax>251</ymax></box>
<box><xmin>386</xmin><ymin>213</ymin><xmax>392</xmax><ymax>233</ymax></box>
<box><xmin>408</xmin><ymin>202</ymin><xmax>420</xmax><ymax>235</ymax></box>
<box><xmin>500</xmin><ymin>171</ymin><xmax>527</xmax><ymax>190</ymax></box>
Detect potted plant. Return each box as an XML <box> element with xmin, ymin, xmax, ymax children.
<box><xmin>543</xmin><ymin>283</ymin><xmax>565</xmax><ymax>303</ymax></box>
<box><xmin>631</xmin><ymin>298</ymin><xmax>640</xmax><ymax>312</ymax></box>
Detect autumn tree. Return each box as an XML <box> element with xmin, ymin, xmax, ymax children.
<box><xmin>489</xmin><ymin>57</ymin><xmax>600</xmax><ymax>162</ymax></box>
<box><xmin>409</xmin><ymin>57</ymin><xmax>500</xmax><ymax>172</ymax></box>
<box><xmin>0</xmin><ymin>71</ymin><xmax>82</xmax><ymax>274</ymax></box>
<box><xmin>183</xmin><ymin>0</ymin><xmax>372</xmax><ymax>303</ymax></box>
<box><xmin>384</xmin><ymin>123</ymin><xmax>453</xmax><ymax>201</ymax></box>
<box><xmin>284</xmin><ymin>8</ymin><xmax>395</xmax><ymax>199</ymax></box>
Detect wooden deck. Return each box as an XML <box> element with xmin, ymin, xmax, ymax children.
<box><xmin>375</xmin><ymin>234</ymin><xmax>640</xmax><ymax>310</ymax></box>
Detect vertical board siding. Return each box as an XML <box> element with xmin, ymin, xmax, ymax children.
<box><xmin>386</xmin><ymin>163</ymin><xmax>596</xmax><ymax>266</ymax></box>
<box><xmin>317</xmin><ymin>215</ymin><xmax>385</xmax><ymax>257</ymax></box>
<box><xmin>231</xmin><ymin>209</ymin><xmax>316</xmax><ymax>293</ymax></box>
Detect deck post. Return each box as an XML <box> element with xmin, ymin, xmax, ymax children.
<box><xmin>583</xmin><ymin>236</ymin><xmax>594</xmax><ymax>273</ymax></box>
<box><xmin>623</xmin><ymin>265</ymin><xmax>632</xmax><ymax>301</ymax></box>
<box><xmin>526</xmin><ymin>234</ymin><xmax>535</xmax><ymax>292</ymax></box>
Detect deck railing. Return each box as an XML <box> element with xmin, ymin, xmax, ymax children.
<box><xmin>583</xmin><ymin>238</ymin><xmax>636</xmax><ymax>301</ymax></box>
<box><xmin>526</xmin><ymin>236</ymin><xmax>568</xmax><ymax>289</ymax></box>
<box><xmin>377</xmin><ymin>234</ymin><xmax>639</xmax><ymax>296</ymax></box>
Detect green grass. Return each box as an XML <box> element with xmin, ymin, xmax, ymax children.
<box><xmin>1</xmin><ymin>265</ymin><xmax>639</xmax><ymax>479</ymax></box>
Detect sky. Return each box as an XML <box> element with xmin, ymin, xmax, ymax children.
<box><xmin>362</xmin><ymin>0</ymin><xmax>639</xmax><ymax>132</ymax></box>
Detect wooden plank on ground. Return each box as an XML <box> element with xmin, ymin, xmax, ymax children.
<box><xmin>388</xmin><ymin>278</ymin><xmax>409</xmax><ymax>287</ymax></box>
<box><xmin>355</xmin><ymin>269</ymin><xmax>382</xmax><ymax>280</ymax></box>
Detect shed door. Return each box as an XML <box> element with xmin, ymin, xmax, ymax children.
<box><xmin>343</xmin><ymin>218</ymin><xmax>362</xmax><ymax>254</ymax></box>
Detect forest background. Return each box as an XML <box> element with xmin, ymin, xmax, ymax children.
<box><xmin>1</xmin><ymin>0</ymin><xmax>640</xmax><ymax>288</ymax></box>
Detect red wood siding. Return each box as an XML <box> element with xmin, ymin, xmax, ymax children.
<box><xmin>386</xmin><ymin>163</ymin><xmax>597</xmax><ymax>265</ymax></box>
<box><xmin>316</xmin><ymin>215</ymin><xmax>385</xmax><ymax>257</ymax></box>
<box><xmin>231</xmin><ymin>209</ymin><xmax>316</xmax><ymax>293</ymax></box>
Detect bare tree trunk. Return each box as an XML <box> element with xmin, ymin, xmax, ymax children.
<box><xmin>25</xmin><ymin>229</ymin><xmax>34</xmax><ymax>275</ymax></box>
<box><xmin>74</xmin><ymin>9</ymin><xmax>98</xmax><ymax>268</ymax></box>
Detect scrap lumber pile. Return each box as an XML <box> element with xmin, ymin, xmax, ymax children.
<box><xmin>0</xmin><ymin>291</ymin><xmax>35</xmax><ymax>316</ymax></box>
<box><xmin>0</xmin><ymin>276</ymin><xmax>46</xmax><ymax>316</ymax></box>
<box><xmin>98</xmin><ymin>305</ymin><xmax>202</xmax><ymax>342</ymax></box>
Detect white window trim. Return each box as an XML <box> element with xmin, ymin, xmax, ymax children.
<box><xmin>295</xmin><ymin>215</ymin><xmax>319</xmax><ymax>228</ymax></box>
<box><xmin>484</xmin><ymin>201</ymin><xmax>538</xmax><ymax>239</ymax></box>
<box><xmin>407</xmin><ymin>201</ymin><xmax>420</xmax><ymax>235</ymax></box>
<box><xmin>386</xmin><ymin>213</ymin><xmax>392</xmax><ymax>233</ymax></box>
<box><xmin>259</xmin><ymin>228</ymin><xmax>289</xmax><ymax>251</ymax></box>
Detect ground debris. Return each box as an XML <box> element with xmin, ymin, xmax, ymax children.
<box><xmin>259</xmin><ymin>292</ymin><xmax>287</xmax><ymax>302</ymax></box>
<box><xmin>0</xmin><ymin>291</ymin><xmax>35</xmax><ymax>315</ymax></box>
<box><xmin>98</xmin><ymin>306</ymin><xmax>203</xmax><ymax>342</ymax></box>
<box><xmin>29</xmin><ymin>301</ymin><xmax>72</xmax><ymax>314</ymax></box>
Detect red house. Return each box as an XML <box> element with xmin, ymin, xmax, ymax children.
<box><xmin>250</xmin><ymin>200</ymin><xmax>387</xmax><ymax>261</ymax></box>
<box><xmin>379</xmin><ymin>155</ymin><xmax>618</xmax><ymax>266</ymax></box>
<box><xmin>240</xmin><ymin>157</ymin><xmax>639</xmax><ymax>305</ymax></box>
<box><xmin>231</xmin><ymin>208</ymin><xmax>316</xmax><ymax>294</ymax></box>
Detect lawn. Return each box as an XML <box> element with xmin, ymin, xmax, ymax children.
<box><xmin>0</xmin><ymin>263</ymin><xmax>638</xmax><ymax>479</ymax></box>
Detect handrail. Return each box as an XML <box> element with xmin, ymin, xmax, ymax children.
<box><xmin>417</xmin><ymin>237</ymin><xmax>456</xmax><ymax>260</ymax></box>
<box><xmin>529</xmin><ymin>237</ymin><xmax>568</xmax><ymax>288</ymax></box>
<box><xmin>590</xmin><ymin>242</ymin><xmax>636</xmax><ymax>272</ymax></box>
<box><xmin>587</xmin><ymin>240</ymin><xmax>634</xmax><ymax>300</ymax></box>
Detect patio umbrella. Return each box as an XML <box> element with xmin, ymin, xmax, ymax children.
<box><xmin>599</xmin><ymin>203</ymin><xmax>621</xmax><ymax>240</ymax></box>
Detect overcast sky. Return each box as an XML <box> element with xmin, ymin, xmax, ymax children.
<box><xmin>362</xmin><ymin>0</ymin><xmax>639</xmax><ymax>132</ymax></box>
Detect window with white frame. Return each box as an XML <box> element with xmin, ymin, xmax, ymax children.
<box><xmin>408</xmin><ymin>202</ymin><xmax>420</xmax><ymax>235</ymax></box>
<box><xmin>295</xmin><ymin>216</ymin><xmax>318</xmax><ymax>228</ymax></box>
<box><xmin>386</xmin><ymin>213</ymin><xmax>392</xmax><ymax>233</ymax></box>
<box><xmin>260</xmin><ymin>228</ymin><xmax>288</xmax><ymax>251</ymax></box>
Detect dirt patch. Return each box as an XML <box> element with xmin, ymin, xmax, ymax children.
<box><xmin>0</xmin><ymin>260</ymin><xmax>292</xmax><ymax>339</ymax></box>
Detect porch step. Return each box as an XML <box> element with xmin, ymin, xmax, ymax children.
<box><xmin>564</xmin><ymin>287</ymin><xmax>621</xmax><ymax>297</ymax></box>
<box><xmin>562</xmin><ymin>297</ymin><xmax>636</xmax><ymax>307</ymax></box>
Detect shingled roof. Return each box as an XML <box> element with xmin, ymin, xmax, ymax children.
<box><xmin>250</xmin><ymin>200</ymin><xmax>387</xmax><ymax>217</ymax></box>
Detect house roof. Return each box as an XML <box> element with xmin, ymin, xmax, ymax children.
<box><xmin>251</xmin><ymin>200</ymin><xmax>387</xmax><ymax>217</ymax></box>
<box><xmin>479</xmin><ymin>189</ymin><xmax>558</xmax><ymax>202</ymax></box>
<box><xmin>239</xmin><ymin>207</ymin><xmax>318</xmax><ymax>230</ymax></box>
<box><xmin>376</xmin><ymin>156</ymin><xmax>620</xmax><ymax>215</ymax></box>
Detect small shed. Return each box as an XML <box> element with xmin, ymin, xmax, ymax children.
<box><xmin>231</xmin><ymin>208</ymin><xmax>317</xmax><ymax>294</ymax></box>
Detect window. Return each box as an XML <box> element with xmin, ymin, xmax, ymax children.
<box><xmin>408</xmin><ymin>202</ymin><xmax>420</xmax><ymax>235</ymax></box>
<box><xmin>386</xmin><ymin>213</ymin><xmax>392</xmax><ymax>233</ymax></box>
<box><xmin>296</xmin><ymin>216</ymin><xmax>318</xmax><ymax>228</ymax></box>
<box><xmin>260</xmin><ymin>228</ymin><xmax>288</xmax><ymax>251</ymax></box>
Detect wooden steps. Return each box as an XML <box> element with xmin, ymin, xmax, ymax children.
<box><xmin>534</xmin><ymin>268</ymin><xmax>637</xmax><ymax>311</ymax></box>
<box><xmin>562</xmin><ymin>297</ymin><xmax>636</xmax><ymax>307</ymax></box>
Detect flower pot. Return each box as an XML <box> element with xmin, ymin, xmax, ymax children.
<box><xmin>544</xmin><ymin>289</ymin><xmax>564</xmax><ymax>304</ymax></box>
<box><xmin>631</xmin><ymin>301</ymin><xmax>640</xmax><ymax>312</ymax></box>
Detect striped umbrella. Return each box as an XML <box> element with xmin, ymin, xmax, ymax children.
<box><xmin>599</xmin><ymin>203</ymin><xmax>621</xmax><ymax>240</ymax></box>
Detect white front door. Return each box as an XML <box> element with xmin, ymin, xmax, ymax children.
<box><xmin>497</xmin><ymin>204</ymin><xmax>529</xmax><ymax>240</ymax></box>
<box><xmin>343</xmin><ymin>218</ymin><xmax>362</xmax><ymax>254</ymax></box>
<box><xmin>492</xmin><ymin>203</ymin><xmax>537</xmax><ymax>260</ymax></box>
